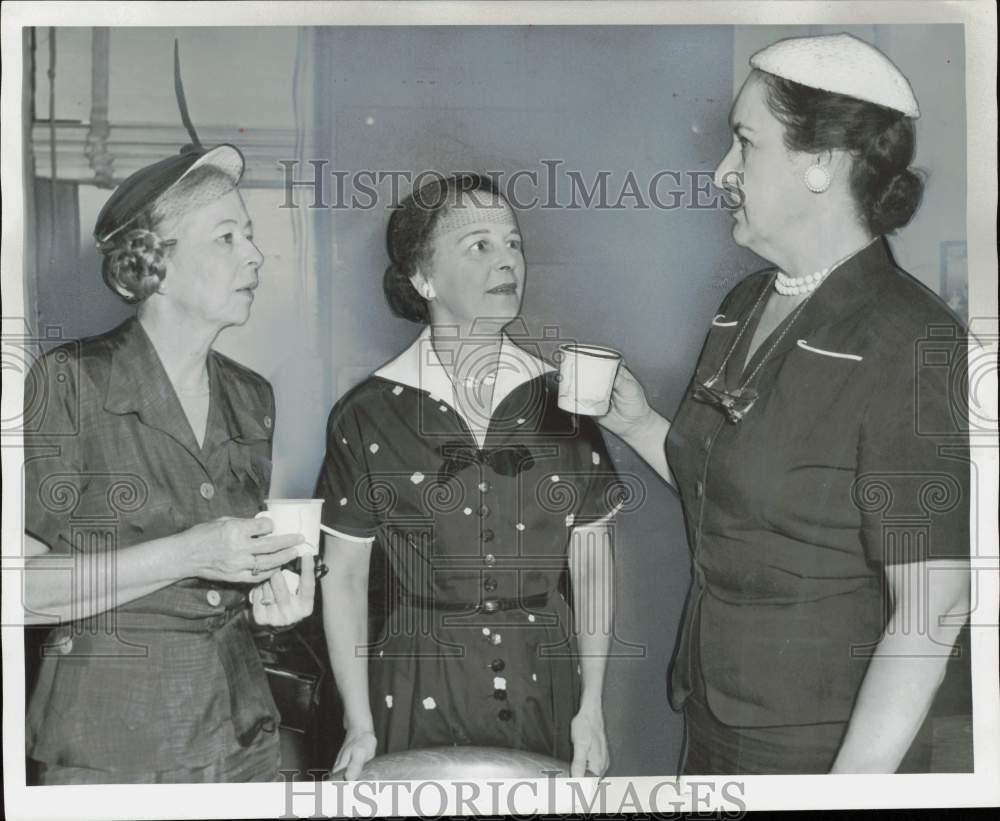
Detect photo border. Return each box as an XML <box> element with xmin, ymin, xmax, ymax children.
<box><xmin>2</xmin><ymin>1</ymin><xmax>997</xmax><ymax>817</ymax></box>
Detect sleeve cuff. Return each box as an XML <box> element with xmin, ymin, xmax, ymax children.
<box><xmin>319</xmin><ymin>523</ymin><xmax>376</xmax><ymax>544</ymax></box>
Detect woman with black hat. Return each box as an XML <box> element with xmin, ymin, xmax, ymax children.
<box><xmin>601</xmin><ymin>33</ymin><xmax>970</xmax><ymax>774</ymax></box>
<box><xmin>22</xmin><ymin>141</ymin><xmax>316</xmax><ymax>783</ymax></box>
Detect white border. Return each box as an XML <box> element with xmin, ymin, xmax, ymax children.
<box><xmin>2</xmin><ymin>2</ymin><xmax>997</xmax><ymax>818</ymax></box>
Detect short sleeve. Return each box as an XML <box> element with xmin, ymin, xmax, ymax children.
<box><xmin>570</xmin><ymin>416</ymin><xmax>623</xmax><ymax>527</ymax></box>
<box><xmin>23</xmin><ymin>347</ymin><xmax>84</xmax><ymax>555</ymax></box>
<box><xmin>314</xmin><ymin>396</ymin><xmax>381</xmax><ymax>541</ymax></box>
<box><xmin>857</xmin><ymin>330</ymin><xmax>969</xmax><ymax>566</ymax></box>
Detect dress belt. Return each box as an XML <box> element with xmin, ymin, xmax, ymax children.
<box><xmin>400</xmin><ymin>591</ymin><xmax>549</xmax><ymax>613</ymax></box>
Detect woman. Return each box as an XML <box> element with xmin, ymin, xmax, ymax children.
<box><xmin>602</xmin><ymin>33</ymin><xmax>970</xmax><ymax>774</ymax></box>
<box><xmin>317</xmin><ymin>175</ymin><xmax>620</xmax><ymax>778</ymax></box>
<box><xmin>23</xmin><ymin>142</ymin><xmax>316</xmax><ymax>783</ymax></box>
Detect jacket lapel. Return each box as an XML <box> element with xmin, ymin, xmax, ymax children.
<box><xmin>103</xmin><ymin>318</ymin><xmax>204</xmax><ymax>462</ymax></box>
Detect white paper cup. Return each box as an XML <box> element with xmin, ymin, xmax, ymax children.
<box><xmin>254</xmin><ymin>498</ymin><xmax>324</xmax><ymax>556</ymax></box>
<box><xmin>556</xmin><ymin>343</ymin><xmax>623</xmax><ymax>416</ymax></box>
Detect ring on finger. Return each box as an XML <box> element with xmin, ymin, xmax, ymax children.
<box><xmin>251</xmin><ymin>555</ymin><xmax>261</xmax><ymax>576</ymax></box>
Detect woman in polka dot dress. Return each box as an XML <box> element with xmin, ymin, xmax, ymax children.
<box><xmin>317</xmin><ymin>175</ymin><xmax>621</xmax><ymax>778</ymax></box>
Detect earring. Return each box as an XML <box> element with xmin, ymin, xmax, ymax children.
<box><xmin>422</xmin><ymin>283</ymin><xmax>434</xmax><ymax>300</ymax></box>
<box><xmin>804</xmin><ymin>164</ymin><xmax>831</xmax><ymax>193</ymax></box>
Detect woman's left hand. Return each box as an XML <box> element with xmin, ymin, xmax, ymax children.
<box><xmin>570</xmin><ymin>705</ymin><xmax>609</xmax><ymax>777</ymax></box>
<box><xmin>250</xmin><ymin>554</ymin><xmax>316</xmax><ymax>627</ymax></box>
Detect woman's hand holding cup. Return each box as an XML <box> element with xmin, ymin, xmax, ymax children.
<box><xmin>597</xmin><ymin>365</ymin><xmax>655</xmax><ymax>441</ymax></box>
<box><xmin>250</xmin><ymin>553</ymin><xmax>316</xmax><ymax>627</ymax></box>
<box><xmin>184</xmin><ymin>516</ymin><xmax>307</xmax><ymax>585</ymax></box>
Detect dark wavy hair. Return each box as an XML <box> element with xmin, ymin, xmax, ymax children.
<box><xmin>97</xmin><ymin>166</ymin><xmax>237</xmax><ymax>304</ymax></box>
<box><xmin>382</xmin><ymin>173</ymin><xmax>506</xmax><ymax>324</ymax></box>
<box><xmin>758</xmin><ymin>70</ymin><xmax>924</xmax><ymax>235</ymax></box>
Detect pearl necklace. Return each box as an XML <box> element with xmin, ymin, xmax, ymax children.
<box><xmin>774</xmin><ymin>238</ymin><xmax>879</xmax><ymax>297</ymax></box>
<box><xmin>774</xmin><ymin>267</ymin><xmax>831</xmax><ymax>296</ymax></box>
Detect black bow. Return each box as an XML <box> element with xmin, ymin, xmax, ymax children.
<box><xmin>437</xmin><ymin>441</ymin><xmax>535</xmax><ymax>482</ymax></box>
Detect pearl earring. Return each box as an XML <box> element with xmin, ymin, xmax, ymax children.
<box><xmin>804</xmin><ymin>164</ymin><xmax>831</xmax><ymax>193</ymax></box>
<box><xmin>422</xmin><ymin>283</ymin><xmax>434</xmax><ymax>300</ymax></box>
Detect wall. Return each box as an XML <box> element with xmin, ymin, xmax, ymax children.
<box><xmin>33</xmin><ymin>26</ymin><xmax>301</xmax><ymax>127</ymax></box>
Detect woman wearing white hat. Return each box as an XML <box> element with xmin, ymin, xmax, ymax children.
<box><xmin>602</xmin><ymin>33</ymin><xmax>970</xmax><ymax>774</ymax></box>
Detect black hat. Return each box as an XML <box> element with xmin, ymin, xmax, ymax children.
<box><xmin>93</xmin><ymin>41</ymin><xmax>245</xmax><ymax>245</ymax></box>
<box><xmin>94</xmin><ymin>143</ymin><xmax>244</xmax><ymax>244</ymax></box>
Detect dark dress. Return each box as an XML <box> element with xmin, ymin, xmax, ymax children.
<box><xmin>316</xmin><ymin>333</ymin><xmax>621</xmax><ymax>761</ymax></box>
<box><xmin>665</xmin><ymin>239</ymin><xmax>970</xmax><ymax>773</ymax></box>
<box><xmin>24</xmin><ymin>318</ymin><xmax>281</xmax><ymax>782</ymax></box>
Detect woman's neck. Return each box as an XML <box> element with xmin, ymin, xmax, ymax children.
<box><xmin>429</xmin><ymin>322</ymin><xmax>504</xmax><ymax>381</ymax></box>
<box><xmin>138</xmin><ymin>305</ymin><xmax>220</xmax><ymax>393</ymax></box>
<box><xmin>769</xmin><ymin>220</ymin><xmax>875</xmax><ymax>280</ymax></box>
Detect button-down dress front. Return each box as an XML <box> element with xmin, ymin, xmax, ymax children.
<box><xmin>316</xmin><ymin>331</ymin><xmax>621</xmax><ymax>761</ymax></box>
<box><xmin>24</xmin><ymin>318</ymin><xmax>280</xmax><ymax>777</ymax></box>
<box><xmin>665</xmin><ymin>240</ymin><xmax>970</xmax><ymax>741</ymax></box>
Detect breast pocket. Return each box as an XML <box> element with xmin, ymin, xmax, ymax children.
<box><xmin>794</xmin><ymin>339</ymin><xmax>864</xmax><ymax>363</ymax></box>
<box><xmin>789</xmin><ymin>340</ymin><xmax>866</xmax><ymax>394</ymax></box>
<box><xmin>774</xmin><ymin>340</ymin><xmax>867</xmax><ymax>449</ymax></box>
<box><xmin>229</xmin><ymin>438</ymin><xmax>272</xmax><ymax>492</ymax></box>
<box><xmin>224</xmin><ymin>438</ymin><xmax>273</xmax><ymax>522</ymax></box>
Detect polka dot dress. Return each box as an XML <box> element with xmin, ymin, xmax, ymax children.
<box><xmin>316</xmin><ymin>370</ymin><xmax>621</xmax><ymax>761</ymax></box>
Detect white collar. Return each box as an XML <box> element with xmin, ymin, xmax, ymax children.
<box><xmin>374</xmin><ymin>326</ymin><xmax>555</xmax><ymax>432</ymax></box>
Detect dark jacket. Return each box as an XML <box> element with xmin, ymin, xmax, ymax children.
<box><xmin>666</xmin><ymin>239</ymin><xmax>970</xmax><ymax>727</ymax></box>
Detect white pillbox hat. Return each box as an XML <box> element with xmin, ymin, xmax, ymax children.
<box><xmin>750</xmin><ymin>33</ymin><xmax>920</xmax><ymax>118</ymax></box>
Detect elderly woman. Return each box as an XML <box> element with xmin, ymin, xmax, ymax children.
<box><xmin>23</xmin><ymin>143</ymin><xmax>315</xmax><ymax>784</ymax></box>
<box><xmin>602</xmin><ymin>34</ymin><xmax>970</xmax><ymax>774</ymax></box>
<box><xmin>317</xmin><ymin>174</ymin><xmax>620</xmax><ymax>778</ymax></box>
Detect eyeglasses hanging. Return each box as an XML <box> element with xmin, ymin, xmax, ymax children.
<box><xmin>690</xmin><ymin>274</ymin><xmax>814</xmax><ymax>424</ymax></box>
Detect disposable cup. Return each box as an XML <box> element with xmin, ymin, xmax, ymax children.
<box><xmin>254</xmin><ymin>498</ymin><xmax>324</xmax><ymax>556</ymax></box>
<box><xmin>556</xmin><ymin>343</ymin><xmax>623</xmax><ymax>416</ymax></box>
<box><xmin>249</xmin><ymin>499</ymin><xmax>323</xmax><ymax>603</ymax></box>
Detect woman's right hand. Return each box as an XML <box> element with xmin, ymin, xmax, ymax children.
<box><xmin>332</xmin><ymin>728</ymin><xmax>377</xmax><ymax>780</ymax></box>
<box><xmin>597</xmin><ymin>365</ymin><xmax>655</xmax><ymax>442</ymax></box>
<box><xmin>183</xmin><ymin>516</ymin><xmax>306</xmax><ymax>584</ymax></box>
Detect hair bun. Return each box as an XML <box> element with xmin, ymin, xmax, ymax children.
<box><xmin>868</xmin><ymin>168</ymin><xmax>924</xmax><ymax>235</ymax></box>
<box><xmin>382</xmin><ymin>262</ymin><xmax>428</xmax><ymax>324</ymax></box>
<box><xmin>101</xmin><ymin>227</ymin><xmax>170</xmax><ymax>304</ymax></box>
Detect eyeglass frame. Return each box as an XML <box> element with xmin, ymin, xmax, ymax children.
<box><xmin>689</xmin><ymin>372</ymin><xmax>759</xmax><ymax>424</ymax></box>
